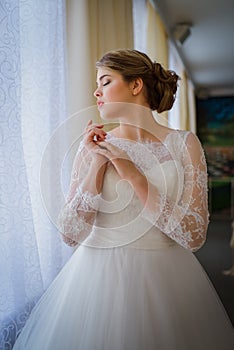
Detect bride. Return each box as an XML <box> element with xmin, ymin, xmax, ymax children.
<box><xmin>13</xmin><ymin>49</ymin><xmax>234</xmax><ymax>349</ymax></box>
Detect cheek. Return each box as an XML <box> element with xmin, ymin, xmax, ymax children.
<box><xmin>105</xmin><ymin>84</ymin><xmax>130</xmax><ymax>102</ymax></box>
<box><xmin>105</xmin><ymin>87</ymin><xmax>120</xmax><ymax>101</ymax></box>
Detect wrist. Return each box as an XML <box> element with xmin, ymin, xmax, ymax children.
<box><xmin>90</xmin><ymin>154</ymin><xmax>107</xmax><ymax>168</ymax></box>
<box><xmin>129</xmin><ymin>170</ymin><xmax>147</xmax><ymax>188</ymax></box>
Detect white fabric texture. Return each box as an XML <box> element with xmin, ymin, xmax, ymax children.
<box><xmin>13</xmin><ymin>131</ymin><xmax>234</xmax><ymax>349</ymax></box>
<box><xmin>58</xmin><ymin>131</ymin><xmax>208</xmax><ymax>251</ymax></box>
<box><xmin>0</xmin><ymin>1</ymin><xmax>72</xmax><ymax>348</ymax></box>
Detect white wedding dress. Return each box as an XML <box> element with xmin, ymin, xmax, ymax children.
<box><xmin>13</xmin><ymin>131</ymin><xmax>234</xmax><ymax>350</ymax></box>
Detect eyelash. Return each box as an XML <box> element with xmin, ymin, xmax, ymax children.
<box><xmin>103</xmin><ymin>81</ymin><xmax>110</xmax><ymax>86</ymax></box>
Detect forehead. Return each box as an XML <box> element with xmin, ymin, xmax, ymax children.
<box><xmin>96</xmin><ymin>67</ymin><xmax>120</xmax><ymax>81</ymax></box>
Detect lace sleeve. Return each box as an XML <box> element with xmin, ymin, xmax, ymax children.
<box><xmin>57</xmin><ymin>142</ymin><xmax>101</xmax><ymax>246</ymax></box>
<box><xmin>143</xmin><ymin>132</ymin><xmax>209</xmax><ymax>252</ymax></box>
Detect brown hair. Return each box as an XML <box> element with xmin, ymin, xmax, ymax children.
<box><xmin>96</xmin><ymin>49</ymin><xmax>179</xmax><ymax>113</ymax></box>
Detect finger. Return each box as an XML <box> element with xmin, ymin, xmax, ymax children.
<box><xmin>83</xmin><ymin>124</ymin><xmax>105</xmax><ymax>136</ymax></box>
<box><xmin>82</xmin><ymin>124</ymin><xmax>105</xmax><ymax>138</ymax></box>
<box><xmin>90</xmin><ymin>128</ymin><xmax>106</xmax><ymax>138</ymax></box>
<box><xmin>97</xmin><ymin>141</ymin><xmax>115</xmax><ymax>151</ymax></box>
<box><xmin>97</xmin><ymin>142</ymin><xmax>130</xmax><ymax>161</ymax></box>
<box><xmin>82</xmin><ymin>120</ymin><xmax>92</xmax><ymax>136</ymax></box>
<box><xmin>86</xmin><ymin>119</ymin><xmax>104</xmax><ymax>129</ymax></box>
<box><xmin>93</xmin><ymin>147</ymin><xmax>110</xmax><ymax>159</ymax></box>
<box><xmin>97</xmin><ymin>141</ymin><xmax>108</xmax><ymax>146</ymax></box>
<box><xmin>96</xmin><ymin>141</ymin><xmax>108</xmax><ymax>149</ymax></box>
<box><xmin>83</xmin><ymin>129</ymin><xmax>106</xmax><ymax>143</ymax></box>
<box><xmin>84</xmin><ymin>119</ymin><xmax>93</xmax><ymax>130</ymax></box>
<box><xmin>88</xmin><ymin>124</ymin><xmax>105</xmax><ymax>131</ymax></box>
<box><xmin>96</xmin><ymin>142</ymin><xmax>108</xmax><ymax>150</ymax></box>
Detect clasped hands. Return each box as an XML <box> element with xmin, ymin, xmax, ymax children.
<box><xmin>83</xmin><ymin>120</ymin><xmax>139</xmax><ymax>182</ymax></box>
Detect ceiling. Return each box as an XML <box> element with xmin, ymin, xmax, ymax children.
<box><xmin>153</xmin><ymin>0</ymin><xmax>234</xmax><ymax>97</ymax></box>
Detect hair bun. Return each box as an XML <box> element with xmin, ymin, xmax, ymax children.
<box><xmin>151</xmin><ymin>61</ymin><xmax>180</xmax><ymax>112</ymax></box>
<box><xmin>152</xmin><ymin>61</ymin><xmax>161</xmax><ymax>75</ymax></box>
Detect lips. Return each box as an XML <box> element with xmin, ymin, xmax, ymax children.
<box><xmin>97</xmin><ymin>101</ymin><xmax>104</xmax><ymax>108</ymax></box>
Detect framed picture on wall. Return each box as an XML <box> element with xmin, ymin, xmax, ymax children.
<box><xmin>196</xmin><ymin>96</ymin><xmax>234</xmax><ymax>219</ymax></box>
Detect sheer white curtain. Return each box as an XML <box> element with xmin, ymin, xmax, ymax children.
<box><xmin>133</xmin><ymin>0</ymin><xmax>147</xmax><ymax>52</ymax></box>
<box><xmin>187</xmin><ymin>78</ymin><xmax>197</xmax><ymax>133</ymax></box>
<box><xmin>0</xmin><ymin>1</ymin><xmax>72</xmax><ymax>348</ymax></box>
<box><xmin>66</xmin><ymin>0</ymin><xmax>95</xmax><ymax>115</ymax></box>
<box><xmin>133</xmin><ymin>2</ymin><xmax>196</xmax><ymax>132</ymax></box>
<box><xmin>66</xmin><ymin>0</ymin><xmax>134</xmax><ymax>139</ymax></box>
<box><xmin>168</xmin><ymin>40</ymin><xmax>185</xmax><ymax>129</ymax></box>
<box><xmin>133</xmin><ymin>0</ymin><xmax>170</xmax><ymax>126</ymax></box>
<box><xmin>168</xmin><ymin>40</ymin><xmax>197</xmax><ymax>131</ymax></box>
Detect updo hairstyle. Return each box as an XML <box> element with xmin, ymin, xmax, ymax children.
<box><xmin>96</xmin><ymin>49</ymin><xmax>179</xmax><ymax>113</ymax></box>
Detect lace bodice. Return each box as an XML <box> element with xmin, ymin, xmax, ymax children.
<box><xmin>58</xmin><ymin>130</ymin><xmax>209</xmax><ymax>251</ymax></box>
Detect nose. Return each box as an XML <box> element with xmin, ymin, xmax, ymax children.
<box><xmin>93</xmin><ymin>87</ymin><xmax>102</xmax><ymax>98</ymax></box>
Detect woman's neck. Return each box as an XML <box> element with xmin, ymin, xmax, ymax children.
<box><xmin>117</xmin><ymin>113</ymin><xmax>162</xmax><ymax>141</ymax></box>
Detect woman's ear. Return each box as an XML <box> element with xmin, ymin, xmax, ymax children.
<box><xmin>131</xmin><ymin>78</ymin><xmax>144</xmax><ymax>95</ymax></box>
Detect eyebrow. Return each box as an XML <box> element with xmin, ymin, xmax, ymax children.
<box><xmin>96</xmin><ymin>74</ymin><xmax>111</xmax><ymax>84</ymax></box>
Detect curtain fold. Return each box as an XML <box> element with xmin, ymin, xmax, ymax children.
<box><xmin>168</xmin><ymin>40</ymin><xmax>195</xmax><ymax>131</ymax></box>
<box><xmin>179</xmin><ymin>70</ymin><xmax>189</xmax><ymax>130</ymax></box>
<box><xmin>187</xmin><ymin>79</ymin><xmax>197</xmax><ymax>133</ymax></box>
<box><xmin>66</xmin><ymin>0</ymin><xmax>134</xmax><ymax>133</ymax></box>
<box><xmin>146</xmin><ymin>1</ymin><xmax>169</xmax><ymax>126</ymax></box>
<box><xmin>0</xmin><ymin>1</ymin><xmax>72</xmax><ymax>347</ymax></box>
<box><xmin>88</xmin><ymin>0</ymin><xmax>134</xmax><ymax>102</ymax></box>
<box><xmin>146</xmin><ymin>1</ymin><xmax>168</xmax><ymax>68</ymax></box>
<box><xmin>133</xmin><ymin>0</ymin><xmax>147</xmax><ymax>52</ymax></box>
<box><xmin>66</xmin><ymin>0</ymin><xmax>94</xmax><ymax>115</ymax></box>
<box><xmin>137</xmin><ymin>2</ymin><xmax>195</xmax><ymax>132</ymax></box>
<box><xmin>88</xmin><ymin>0</ymin><xmax>134</xmax><ymax>60</ymax></box>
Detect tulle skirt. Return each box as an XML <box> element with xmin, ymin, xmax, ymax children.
<box><xmin>13</xmin><ymin>242</ymin><xmax>234</xmax><ymax>350</ymax></box>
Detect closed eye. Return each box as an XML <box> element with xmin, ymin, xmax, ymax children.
<box><xmin>103</xmin><ymin>81</ymin><xmax>110</xmax><ymax>86</ymax></box>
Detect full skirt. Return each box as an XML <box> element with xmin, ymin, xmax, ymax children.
<box><xmin>13</xmin><ymin>243</ymin><xmax>234</xmax><ymax>350</ymax></box>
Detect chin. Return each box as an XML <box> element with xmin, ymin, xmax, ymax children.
<box><xmin>99</xmin><ymin>102</ymin><xmax>133</xmax><ymax>122</ymax></box>
<box><xmin>99</xmin><ymin>103</ymin><xmax>120</xmax><ymax>121</ymax></box>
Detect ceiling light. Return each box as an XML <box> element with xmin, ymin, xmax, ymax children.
<box><xmin>173</xmin><ymin>23</ymin><xmax>192</xmax><ymax>45</ymax></box>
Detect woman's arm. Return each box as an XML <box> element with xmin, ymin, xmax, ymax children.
<box><xmin>58</xmin><ymin>121</ymin><xmax>108</xmax><ymax>246</ymax></box>
<box><xmin>132</xmin><ymin>133</ymin><xmax>209</xmax><ymax>252</ymax></box>
<box><xmin>95</xmin><ymin>133</ymin><xmax>209</xmax><ymax>252</ymax></box>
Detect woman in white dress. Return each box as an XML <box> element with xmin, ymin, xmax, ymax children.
<box><xmin>13</xmin><ymin>49</ymin><xmax>234</xmax><ymax>349</ymax></box>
